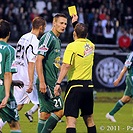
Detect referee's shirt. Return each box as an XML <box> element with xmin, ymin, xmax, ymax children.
<box><xmin>63</xmin><ymin>38</ymin><xmax>95</xmax><ymax>81</ymax></box>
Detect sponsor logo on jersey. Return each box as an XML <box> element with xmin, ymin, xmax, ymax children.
<box><xmin>125</xmin><ymin>60</ymin><xmax>132</xmax><ymax>67</ymax></box>
<box><xmin>38</xmin><ymin>45</ymin><xmax>49</xmax><ymax>52</ymax></box>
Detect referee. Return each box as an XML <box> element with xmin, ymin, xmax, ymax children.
<box><xmin>54</xmin><ymin>23</ymin><xmax>97</xmax><ymax>133</ymax></box>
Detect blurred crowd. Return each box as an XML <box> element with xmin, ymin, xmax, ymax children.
<box><xmin>0</xmin><ymin>0</ymin><xmax>133</xmax><ymax>50</ymax></box>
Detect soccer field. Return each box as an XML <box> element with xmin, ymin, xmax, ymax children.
<box><xmin>2</xmin><ymin>92</ymin><xmax>133</xmax><ymax>133</ymax></box>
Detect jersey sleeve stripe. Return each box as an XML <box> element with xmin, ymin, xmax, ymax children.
<box><xmin>127</xmin><ymin>52</ymin><xmax>133</xmax><ymax>61</ymax></box>
<box><xmin>43</xmin><ymin>32</ymin><xmax>51</xmax><ymax>46</ymax></box>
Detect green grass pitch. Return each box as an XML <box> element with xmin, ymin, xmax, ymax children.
<box><xmin>2</xmin><ymin>92</ymin><xmax>133</xmax><ymax>133</ymax></box>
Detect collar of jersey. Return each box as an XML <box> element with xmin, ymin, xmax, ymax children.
<box><xmin>75</xmin><ymin>38</ymin><xmax>88</xmax><ymax>42</ymax></box>
<box><xmin>50</xmin><ymin>31</ymin><xmax>59</xmax><ymax>39</ymax></box>
<box><xmin>0</xmin><ymin>41</ymin><xmax>7</xmax><ymax>45</ymax></box>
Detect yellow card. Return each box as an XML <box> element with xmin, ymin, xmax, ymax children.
<box><xmin>68</xmin><ymin>6</ymin><xmax>77</xmax><ymax>16</ymax></box>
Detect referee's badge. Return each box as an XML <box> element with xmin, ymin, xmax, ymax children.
<box><xmin>84</xmin><ymin>43</ymin><xmax>93</xmax><ymax>57</ymax></box>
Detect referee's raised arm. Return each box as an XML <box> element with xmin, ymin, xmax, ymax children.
<box><xmin>72</xmin><ymin>14</ymin><xmax>78</xmax><ymax>28</ymax></box>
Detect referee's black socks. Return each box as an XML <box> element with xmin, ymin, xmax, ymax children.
<box><xmin>66</xmin><ymin>128</ymin><xmax>76</xmax><ymax>133</ymax></box>
<box><xmin>87</xmin><ymin>125</ymin><xmax>97</xmax><ymax>133</ymax></box>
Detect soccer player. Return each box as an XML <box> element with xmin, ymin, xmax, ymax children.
<box><xmin>54</xmin><ymin>23</ymin><xmax>97</xmax><ymax>133</ymax></box>
<box><xmin>36</xmin><ymin>13</ymin><xmax>67</xmax><ymax>133</ymax></box>
<box><xmin>13</xmin><ymin>16</ymin><xmax>46</xmax><ymax>122</ymax></box>
<box><xmin>106</xmin><ymin>52</ymin><xmax>133</xmax><ymax>122</ymax></box>
<box><xmin>0</xmin><ymin>19</ymin><xmax>21</xmax><ymax>133</ymax></box>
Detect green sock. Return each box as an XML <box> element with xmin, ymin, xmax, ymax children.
<box><xmin>37</xmin><ymin>119</ymin><xmax>46</xmax><ymax>133</ymax></box>
<box><xmin>10</xmin><ymin>130</ymin><xmax>21</xmax><ymax>133</ymax></box>
<box><xmin>109</xmin><ymin>100</ymin><xmax>125</xmax><ymax>116</ymax></box>
<box><xmin>41</xmin><ymin>113</ymin><xmax>60</xmax><ymax>133</ymax></box>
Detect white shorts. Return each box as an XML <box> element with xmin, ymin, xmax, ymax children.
<box><xmin>13</xmin><ymin>84</ymin><xmax>39</xmax><ymax>105</ymax></box>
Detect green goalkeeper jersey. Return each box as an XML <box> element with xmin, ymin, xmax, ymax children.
<box><xmin>37</xmin><ymin>31</ymin><xmax>61</xmax><ymax>90</ymax></box>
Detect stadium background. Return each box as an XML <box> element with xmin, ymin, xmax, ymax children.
<box><xmin>1</xmin><ymin>0</ymin><xmax>133</xmax><ymax>90</ymax></box>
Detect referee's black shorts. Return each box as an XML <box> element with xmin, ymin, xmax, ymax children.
<box><xmin>64</xmin><ymin>80</ymin><xmax>94</xmax><ymax>118</ymax></box>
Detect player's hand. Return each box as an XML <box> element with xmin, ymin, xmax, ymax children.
<box><xmin>54</xmin><ymin>85</ymin><xmax>62</xmax><ymax>96</ymax></box>
<box><xmin>39</xmin><ymin>82</ymin><xmax>47</xmax><ymax>94</ymax></box>
<box><xmin>0</xmin><ymin>96</ymin><xmax>9</xmax><ymax>109</ymax></box>
<box><xmin>113</xmin><ymin>79</ymin><xmax>120</xmax><ymax>86</ymax></box>
<box><xmin>26</xmin><ymin>86</ymin><xmax>33</xmax><ymax>93</ymax></box>
<box><xmin>72</xmin><ymin>14</ymin><xmax>78</xmax><ymax>23</ymax></box>
<box><xmin>12</xmin><ymin>80</ymin><xmax>24</xmax><ymax>88</ymax></box>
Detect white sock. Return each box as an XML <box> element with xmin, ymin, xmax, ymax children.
<box><xmin>28</xmin><ymin>104</ymin><xmax>39</xmax><ymax>115</ymax></box>
<box><xmin>0</xmin><ymin>119</ymin><xmax>7</xmax><ymax>129</ymax></box>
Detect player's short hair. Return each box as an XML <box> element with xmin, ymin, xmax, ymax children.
<box><xmin>53</xmin><ymin>13</ymin><xmax>67</xmax><ymax>22</ymax></box>
<box><xmin>32</xmin><ymin>17</ymin><xmax>46</xmax><ymax>29</ymax></box>
<box><xmin>74</xmin><ymin>23</ymin><xmax>88</xmax><ymax>38</ymax></box>
<box><xmin>0</xmin><ymin>19</ymin><xmax>10</xmax><ymax>38</ymax></box>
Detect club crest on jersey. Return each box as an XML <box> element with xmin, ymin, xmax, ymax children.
<box><xmin>54</xmin><ymin>49</ymin><xmax>60</xmax><ymax>53</ymax></box>
<box><xmin>38</xmin><ymin>45</ymin><xmax>49</xmax><ymax>52</ymax></box>
<box><xmin>54</xmin><ymin>56</ymin><xmax>60</xmax><ymax>68</ymax></box>
<box><xmin>84</xmin><ymin>43</ymin><xmax>93</xmax><ymax>57</ymax></box>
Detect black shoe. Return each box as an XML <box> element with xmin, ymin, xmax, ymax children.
<box><xmin>25</xmin><ymin>112</ymin><xmax>33</xmax><ymax>122</ymax></box>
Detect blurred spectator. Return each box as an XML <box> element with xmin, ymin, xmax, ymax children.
<box><xmin>128</xmin><ymin>28</ymin><xmax>133</xmax><ymax>41</ymax></box>
<box><xmin>129</xmin><ymin>39</ymin><xmax>133</xmax><ymax>51</ymax></box>
<box><xmin>0</xmin><ymin>0</ymin><xmax>132</xmax><ymax>44</ymax></box>
<box><xmin>93</xmin><ymin>20</ymin><xmax>104</xmax><ymax>44</ymax></box>
<box><xmin>101</xmin><ymin>14</ymin><xmax>113</xmax><ymax>28</ymax></box>
<box><xmin>124</xmin><ymin>7</ymin><xmax>133</xmax><ymax>29</ymax></box>
<box><xmin>116</xmin><ymin>26</ymin><xmax>125</xmax><ymax>44</ymax></box>
<box><xmin>51</xmin><ymin>0</ymin><xmax>60</xmax><ymax>14</ymax></box>
<box><xmin>99</xmin><ymin>5</ymin><xmax>106</xmax><ymax>21</ymax></box>
<box><xmin>4</xmin><ymin>2</ymin><xmax>20</xmax><ymax>41</ymax></box>
<box><xmin>87</xmin><ymin>8</ymin><xmax>95</xmax><ymax>39</ymax></box>
<box><xmin>39</xmin><ymin>7</ymin><xmax>52</xmax><ymax>23</ymax></box>
<box><xmin>39</xmin><ymin>7</ymin><xmax>52</xmax><ymax>32</ymax></box>
<box><xmin>0</xmin><ymin>7</ymin><xmax>4</xmax><ymax>19</ymax></box>
<box><xmin>36</xmin><ymin>0</ymin><xmax>46</xmax><ymax>14</ymax></box>
<box><xmin>30</xmin><ymin>8</ymin><xmax>38</xmax><ymax>22</ymax></box>
<box><xmin>118</xmin><ymin>30</ymin><xmax>131</xmax><ymax>51</ymax></box>
<box><xmin>103</xmin><ymin>20</ymin><xmax>115</xmax><ymax>44</ymax></box>
<box><xmin>78</xmin><ymin>7</ymin><xmax>84</xmax><ymax>23</ymax></box>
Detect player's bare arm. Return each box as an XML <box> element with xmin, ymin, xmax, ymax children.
<box><xmin>0</xmin><ymin>72</ymin><xmax>12</xmax><ymax>109</ymax></box>
<box><xmin>113</xmin><ymin>66</ymin><xmax>127</xmax><ymax>86</ymax></box>
<box><xmin>26</xmin><ymin>62</ymin><xmax>35</xmax><ymax>93</ymax></box>
<box><xmin>36</xmin><ymin>55</ymin><xmax>47</xmax><ymax>94</ymax></box>
<box><xmin>54</xmin><ymin>63</ymin><xmax>71</xmax><ymax>96</ymax></box>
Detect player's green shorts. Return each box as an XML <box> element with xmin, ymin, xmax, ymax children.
<box><xmin>124</xmin><ymin>75</ymin><xmax>133</xmax><ymax>97</ymax></box>
<box><xmin>0</xmin><ymin>85</ymin><xmax>19</xmax><ymax>123</ymax></box>
<box><xmin>37</xmin><ymin>85</ymin><xmax>63</xmax><ymax>113</ymax></box>
<box><xmin>0</xmin><ymin>100</ymin><xmax>19</xmax><ymax>123</ymax></box>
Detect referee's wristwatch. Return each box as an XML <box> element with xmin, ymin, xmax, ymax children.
<box><xmin>56</xmin><ymin>82</ymin><xmax>61</xmax><ymax>86</ymax></box>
